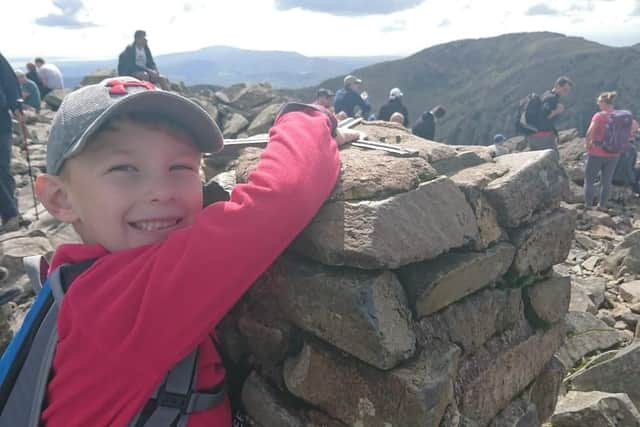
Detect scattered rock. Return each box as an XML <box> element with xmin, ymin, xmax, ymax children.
<box><xmin>569</xmin><ymin>282</ymin><xmax>598</xmax><ymax>315</ymax></box>
<box><xmin>551</xmin><ymin>391</ymin><xmax>640</xmax><ymax>427</ymax></box>
<box><xmin>80</xmin><ymin>69</ymin><xmax>116</xmax><ymax>86</ymax></box>
<box><xmin>525</xmin><ymin>273</ymin><xmax>571</xmax><ymax>325</ymax></box>
<box><xmin>222</xmin><ymin>112</ymin><xmax>250</xmax><ymax>138</ymax></box>
<box><xmin>43</xmin><ymin>89</ymin><xmax>72</xmax><ymax>110</ymax></box>
<box><xmin>620</xmin><ymin>281</ymin><xmax>640</xmax><ymax>304</ymax></box>
<box><xmin>247</xmin><ymin>103</ymin><xmax>283</xmax><ymax>135</ymax></box>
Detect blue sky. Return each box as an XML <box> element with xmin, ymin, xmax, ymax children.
<box><xmin>3</xmin><ymin>0</ymin><xmax>640</xmax><ymax>61</ymax></box>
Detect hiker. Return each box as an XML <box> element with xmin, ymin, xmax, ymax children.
<box><xmin>412</xmin><ymin>105</ymin><xmax>446</xmax><ymax>141</ymax></box>
<box><xmin>26</xmin><ymin>62</ymin><xmax>46</xmax><ymax>96</ymax></box>
<box><xmin>378</xmin><ymin>88</ymin><xmax>409</xmax><ymax>126</ymax></box>
<box><xmin>389</xmin><ymin>112</ymin><xmax>405</xmax><ymax>126</ymax></box>
<box><xmin>0</xmin><ymin>53</ymin><xmax>21</xmax><ymax>232</ymax></box>
<box><xmin>35</xmin><ymin>57</ymin><xmax>64</xmax><ymax>97</ymax></box>
<box><xmin>314</xmin><ymin>88</ymin><xmax>334</xmax><ymax>110</ymax></box>
<box><xmin>22</xmin><ymin>76</ymin><xmax>361</xmax><ymax>425</ymax></box>
<box><xmin>118</xmin><ymin>30</ymin><xmax>170</xmax><ymax>90</ymax></box>
<box><xmin>526</xmin><ymin>76</ymin><xmax>573</xmax><ymax>151</ymax></box>
<box><xmin>584</xmin><ymin>91</ymin><xmax>636</xmax><ymax>209</ymax></box>
<box><xmin>15</xmin><ymin>70</ymin><xmax>41</xmax><ymax>112</ymax></box>
<box><xmin>333</xmin><ymin>75</ymin><xmax>371</xmax><ymax>119</ymax></box>
<box><xmin>489</xmin><ymin>133</ymin><xmax>510</xmax><ymax>157</ymax></box>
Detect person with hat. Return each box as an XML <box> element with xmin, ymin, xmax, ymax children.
<box><xmin>377</xmin><ymin>87</ymin><xmax>409</xmax><ymax>126</ymax></box>
<box><xmin>333</xmin><ymin>75</ymin><xmax>371</xmax><ymax>119</ymax></box>
<box><xmin>314</xmin><ymin>88</ymin><xmax>335</xmax><ymax>109</ymax></box>
<box><xmin>117</xmin><ymin>30</ymin><xmax>170</xmax><ymax>90</ymax></box>
<box><xmin>412</xmin><ymin>105</ymin><xmax>446</xmax><ymax>141</ymax></box>
<box><xmin>15</xmin><ymin>69</ymin><xmax>41</xmax><ymax>112</ymax></box>
<box><xmin>488</xmin><ymin>133</ymin><xmax>510</xmax><ymax>157</ymax></box>
<box><xmin>30</xmin><ymin>76</ymin><xmax>359</xmax><ymax>425</ymax></box>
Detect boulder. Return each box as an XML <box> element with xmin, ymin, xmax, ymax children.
<box><xmin>621</xmin><ymin>281</ymin><xmax>640</xmax><ymax>304</ymax></box>
<box><xmin>527</xmin><ymin>356</ymin><xmax>565</xmax><ymax>422</ymax></box>
<box><xmin>483</xmin><ymin>150</ymin><xmax>570</xmax><ymax>228</ymax></box>
<box><xmin>222</xmin><ymin>113</ymin><xmax>250</xmax><ymax>138</ymax></box>
<box><xmin>241</xmin><ymin>372</ymin><xmax>306</xmax><ymax>427</ymax></box>
<box><xmin>456</xmin><ymin>321</ymin><xmax>565</xmax><ymax>425</ymax></box>
<box><xmin>569</xmin><ymin>284</ymin><xmax>597</xmax><ymax>314</ymax></box>
<box><xmin>284</xmin><ymin>340</ymin><xmax>459</xmax><ymax>427</ymax></box>
<box><xmin>80</xmin><ymin>69</ymin><xmax>116</xmax><ymax>86</ymax></box>
<box><xmin>247</xmin><ymin>103</ymin><xmax>283</xmax><ymax>135</ymax></box>
<box><xmin>293</xmin><ymin>177</ymin><xmax>480</xmax><ymax>269</ymax></box>
<box><xmin>488</xmin><ymin>398</ymin><xmax>540</xmax><ymax>427</ymax></box>
<box><xmin>571</xmin><ymin>341</ymin><xmax>640</xmax><ymax>407</ymax></box>
<box><xmin>524</xmin><ymin>273</ymin><xmax>571</xmax><ymax>325</ymax></box>
<box><xmin>509</xmin><ymin>208</ymin><xmax>576</xmax><ymax>277</ymax></box>
<box><xmin>605</xmin><ymin>230</ymin><xmax>640</xmax><ymax>276</ymax></box>
<box><xmin>44</xmin><ymin>89</ymin><xmax>72</xmax><ymax>110</ymax></box>
<box><xmin>551</xmin><ymin>391</ymin><xmax>640</xmax><ymax>427</ymax></box>
<box><xmin>274</xmin><ymin>257</ymin><xmax>416</xmax><ymax>370</ymax></box>
<box><xmin>416</xmin><ymin>287</ymin><xmax>522</xmax><ymax>353</ymax></box>
<box><xmin>399</xmin><ymin>242</ymin><xmax>515</xmax><ymax>318</ymax></box>
<box><xmin>222</xmin><ymin>82</ymin><xmax>276</xmax><ymax>111</ymax></box>
<box><xmin>556</xmin><ymin>311</ymin><xmax>628</xmax><ymax>370</ymax></box>
<box><xmin>431</xmin><ymin>151</ymin><xmax>487</xmax><ymax>175</ymax></box>
<box><xmin>572</xmin><ymin>276</ymin><xmax>606</xmax><ymax>308</ymax></box>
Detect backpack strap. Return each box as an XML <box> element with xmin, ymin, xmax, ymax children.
<box><xmin>130</xmin><ymin>350</ymin><xmax>226</xmax><ymax>427</ymax></box>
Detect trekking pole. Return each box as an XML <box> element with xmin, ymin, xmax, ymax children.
<box><xmin>17</xmin><ymin>113</ymin><xmax>39</xmax><ymax>220</ymax></box>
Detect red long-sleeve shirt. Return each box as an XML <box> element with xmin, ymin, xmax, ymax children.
<box><xmin>41</xmin><ymin>109</ymin><xmax>340</xmax><ymax>426</ymax></box>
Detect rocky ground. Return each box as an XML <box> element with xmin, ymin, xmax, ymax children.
<box><xmin>2</xmin><ymin>77</ymin><xmax>640</xmax><ymax>426</ymax></box>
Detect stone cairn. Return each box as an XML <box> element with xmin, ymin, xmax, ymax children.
<box><xmin>211</xmin><ymin>122</ymin><xmax>576</xmax><ymax>427</ymax></box>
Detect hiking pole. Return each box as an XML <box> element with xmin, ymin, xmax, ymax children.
<box><xmin>17</xmin><ymin>113</ymin><xmax>39</xmax><ymax>220</ymax></box>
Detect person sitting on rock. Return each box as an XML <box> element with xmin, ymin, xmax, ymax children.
<box><xmin>389</xmin><ymin>112</ymin><xmax>406</xmax><ymax>126</ymax></box>
<box><xmin>14</xmin><ymin>69</ymin><xmax>41</xmax><ymax>112</ymax></box>
<box><xmin>31</xmin><ymin>77</ymin><xmax>362</xmax><ymax>425</ymax></box>
<box><xmin>118</xmin><ymin>30</ymin><xmax>170</xmax><ymax>90</ymax></box>
<box><xmin>333</xmin><ymin>75</ymin><xmax>371</xmax><ymax>119</ymax></box>
<box><xmin>488</xmin><ymin>133</ymin><xmax>510</xmax><ymax>157</ymax></box>
<box><xmin>25</xmin><ymin>62</ymin><xmax>46</xmax><ymax>96</ymax></box>
<box><xmin>378</xmin><ymin>88</ymin><xmax>409</xmax><ymax>126</ymax></box>
<box><xmin>412</xmin><ymin>105</ymin><xmax>446</xmax><ymax>141</ymax></box>
<box><xmin>584</xmin><ymin>91</ymin><xmax>637</xmax><ymax>209</ymax></box>
<box><xmin>314</xmin><ymin>88</ymin><xmax>335</xmax><ymax>110</ymax></box>
<box><xmin>34</xmin><ymin>57</ymin><xmax>64</xmax><ymax>97</ymax></box>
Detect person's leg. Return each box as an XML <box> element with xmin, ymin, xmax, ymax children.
<box><xmin>584</xmin><ymin>154</ymin><xmax>602</xmax><ymax>208</ymax></box>
<box><xmin>527</xmin><ymin>134</ymin><xmax>558</xmax><ymax>151</ymax></box>
<box><xmin>599</xmin><ymin>156</ymin><xmax>621</xmax><ymax>208</ymax></box>
<box><xmin>0</xmin><ymin>132</ymin><xmax>19</xmax><ymax>223</ymax></box>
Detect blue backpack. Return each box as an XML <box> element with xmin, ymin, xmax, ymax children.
<box><xmin>600</xmin><ymin>110</ymin><xmax>634</xmax><ymax>154</ymax></box>
<box><xmin>0</xmin><ymin>257</ymin><xmax>226</xmax><ymax>427</ymax></box>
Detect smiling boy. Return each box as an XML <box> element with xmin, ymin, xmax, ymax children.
<box><xmin>33</xmin><ymin>77</ymin><xmax>354</xmax><ymax>426</ymax></box>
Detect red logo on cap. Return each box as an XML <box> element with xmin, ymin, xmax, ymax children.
<box><xmin>106</xmin><ymin>79</ymin><xmax>156</xmax><ymax>95</ymax></box>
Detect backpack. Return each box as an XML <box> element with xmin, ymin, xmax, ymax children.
<box><xmin>599</xmin><ymin>110</ymin><xmax>634</xmax><ymax>154</ymax></box>
<box><xmin>0</xmin><ymin>257</ymin><xmax>228</xmax><ymax>427</ymax></box>
<box><xmin>515</xmin><ymin>93</ymin><xmax>542</xmax><ymax>135</ymax></box>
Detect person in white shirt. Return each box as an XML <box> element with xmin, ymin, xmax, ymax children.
<box><xmin>489</xmin><ymin>134</ymin><xmax>510</xmax><ymax>157</ymax></box>
<box><xmin>34</xmin><ymin>57</ymin><xmax>64</xmax><ymax>96</ymax></box>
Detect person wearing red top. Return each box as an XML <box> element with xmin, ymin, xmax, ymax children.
<box><xmin>584</xmin><ymin>91</ymin><xmax>636</xmax><ymax>209</ymax></box>
<box><xmin>33</xmin><ymin>77</ymin><xmax>361</xmax><ymax>426</ymax></box>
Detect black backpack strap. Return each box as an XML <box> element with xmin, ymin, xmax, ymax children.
<box><xmin>130</xmin><ymin>350</ymin><xmax>226</xmax><ymax>427</ymax></box>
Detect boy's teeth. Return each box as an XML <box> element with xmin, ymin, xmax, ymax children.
<box><xmin>134</xmin><ymin>220</ymin><xmax>177</xmax><ymax>231</ymax></box>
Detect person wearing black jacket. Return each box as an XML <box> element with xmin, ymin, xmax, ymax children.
<box><xmin>378</xmin><ymin>88</ymin><xmax>409</xmax><ymax>126</ymax></box>
<box><xmin>117</xmin><ymin>30</ymin><xmax>169</xmax><ymax>90</ymax></box>
<box><xmin>0</xmin><ymin>53</ymin><xmax>21</xmax><ymax>232</ymax></box>
<box><xmin>412</xmin><ymin>105</ymin><xmax>446</xmax><ymax>141</ymax></box>
<box><xmin>25</xmin><ymin>63</ymin><xmax>46</xmax><ymax>97</ymax></box>
<box><xmin>333</xmin><ymin>75</ymin><xmax>371</xmax><ymax>118</ymax></box>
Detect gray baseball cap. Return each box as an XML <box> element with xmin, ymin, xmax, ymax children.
<box><xmin>46</xmin><ymin>76</ymin><xmax>224</xmax><ymax>175</ymax></box>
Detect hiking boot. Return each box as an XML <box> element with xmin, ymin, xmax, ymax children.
<box><xmin>0</xmin><ymin>216</ymin><xmax>21</xmax><ymax>233</ymax></box>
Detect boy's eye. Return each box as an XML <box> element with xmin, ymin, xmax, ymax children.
<box><xmin>170</xmin><ymin>164</ymin><xmax>196</xmax><ymax>172</ymax></box>
<box><xmin>108</xmin><ymin>164</ymin><xmax>138</xmax><ymax>173</ymax></box>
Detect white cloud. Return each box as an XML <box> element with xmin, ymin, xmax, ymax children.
<box><xmin>1</xmin><ymin>0</ymin><xmax>639</xmax><ymax>62</ymax></box>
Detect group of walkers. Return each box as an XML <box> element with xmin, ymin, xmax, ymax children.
<box><xmin>315</xmin><ymin>74</ymin><xmax>448</xmax><ymax>141</ymax></box>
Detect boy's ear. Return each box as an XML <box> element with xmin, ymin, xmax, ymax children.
<box><xmin>35</xmin><ymin>174</ymin><xmax>79</xmax><ymax>224</ymax></box>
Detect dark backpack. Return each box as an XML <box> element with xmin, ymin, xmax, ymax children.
<box><xmin>0</xmin><ymin>257</ymin><xmax>228</xmax><ymax>427</ymax></box>
<box><xmin>599</xmin><ymin>110</ymin><xmax>634</xmax><ymax>154</ymax></box>
<box><xmin>515</xmin><ymin>93</ymin><xmax>542</xmax><ymax>135</ymax></box>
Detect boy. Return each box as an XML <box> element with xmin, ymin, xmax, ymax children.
<box><xmin>34</xmin><ymin>76</ymin><xmax>358</xmax><ymax>426</ymax></box>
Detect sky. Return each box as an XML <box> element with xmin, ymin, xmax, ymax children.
<box><xmin>2</xmin><ymin>0</ymin><xmax>640</xmax><ymax>61</ymax></box>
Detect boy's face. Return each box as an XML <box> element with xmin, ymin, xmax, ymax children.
<box><xmin>37</xmin><ymin>120</ymin><xmax>203</xmax><ymax>252</ymax></box>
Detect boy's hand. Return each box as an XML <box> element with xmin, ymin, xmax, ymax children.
<box><xmin>335</xmin><ymin>129</ymin><xmax>364</xmax><ymax>147</ymax></box>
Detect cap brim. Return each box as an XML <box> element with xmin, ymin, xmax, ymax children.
<box><xmin>62</xmin><ymin>90</ymin><xmax>223</xmax><ymax>166</ymax></box>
